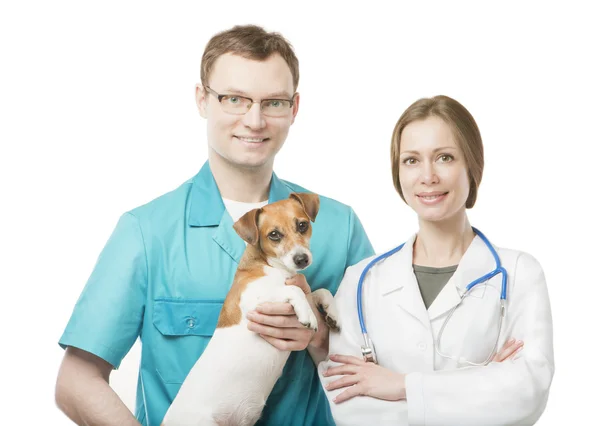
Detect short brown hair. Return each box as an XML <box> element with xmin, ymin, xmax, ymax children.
<box><xmin>390</xmin><ymin>95</ymin><xmax>484</xmax><ymax>209</ymax></box>
<box><xmin>201</xmin><ymin>25</ymin><xmax>300</xmax><ymax>91</ymax></box>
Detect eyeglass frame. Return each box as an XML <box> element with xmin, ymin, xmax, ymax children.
<box><xmin>203</xmin><ymin>85</ymin><xmax>296</xmax><ymax>115</ymax></box>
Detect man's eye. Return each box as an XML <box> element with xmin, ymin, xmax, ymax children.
<box><xmin>268</xmin><ymin>231</ymin><xmax>282</xmax><ymax>241</ymax></box>
<box><xmin>227</xmin><ymin>97</ymin><xmax>240</xmax><ymax>104</ymax></box>
<box><xmin>298</xmin><ymin>221</ymin><xmax>308</xmax><ymax>233</ymax></box>
<box><xmin>269</xmin><ymin>100</ymin><xmax>281</xmax><ymax>107</ymax></box>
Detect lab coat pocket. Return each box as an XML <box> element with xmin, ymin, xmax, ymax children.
<box><xmin>436</xmin><ymin>284</ymin><xmax>501</xmax><ymax>367</ymax></box>
<box><xmin>152</xmin><ymin>298</ymin><xmax>224</xmax><ymax>384</ymax></box>
<box><xmin>458</xmin><ymin>284</ymin><xmax>502</xmax><ymax>365</ymax></box>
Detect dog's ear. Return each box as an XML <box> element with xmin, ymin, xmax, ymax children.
<box><xmin>233</xmin><ymin>208</ymin><xmax>262</xmax><ymax>245</ymax></box>
<box><xmin>290</xmin><ymin>192</ymin><xmax>320</xmax><ymax>222</ymax></box>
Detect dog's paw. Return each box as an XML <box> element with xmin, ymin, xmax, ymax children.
<box><xmin>298</xmin><ymin>309</ymin><xmax>319</xmax><ymax>332</ymax></box>
<box><xmin>311</xmin><ymin>288</ymin><xmax>340</xmax><ymax>332</ymax></box>
<box><xmin>324</xmin><ymin>314</ymin><xmax>340</xmax><ymax>332</ymax></box>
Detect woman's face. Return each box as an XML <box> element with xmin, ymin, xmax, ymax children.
<box><xmin>398</xmin><ymin>116</ymin><xmax>471</xmax><ymax>224</ymax></box>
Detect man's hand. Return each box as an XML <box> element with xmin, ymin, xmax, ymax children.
<box><xmin>247</xmin><ymin>302</ymin><xmax>315</xmax><ymax>351</ymax></box>
<box><xmin>246</xmin><ymin>274</ymin><xmax>328</xmax><ymax>353</ymax></box>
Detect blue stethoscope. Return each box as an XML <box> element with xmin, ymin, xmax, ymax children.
<box><xmin>357</xmin><ymin>227</ymin><xmax>507</xmax><ymax>366</ymax></box>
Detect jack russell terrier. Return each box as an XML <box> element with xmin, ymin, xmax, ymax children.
<box><xmin>161</xmin><ymin>192</ymin><xmax>339</xmax><ymax>426</ymax></box>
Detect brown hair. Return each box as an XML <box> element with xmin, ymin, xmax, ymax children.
<box><xmin>201</xmin><ymin>25</ymin><xmax>299</xmax><ymax>91</ymax></box>
<box><xmin>390</xmin><ymin>95</ymin><xmax>484</xmax><ymax>209</ymax></box>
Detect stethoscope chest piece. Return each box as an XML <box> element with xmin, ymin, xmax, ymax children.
<box><xmin>361</xmin><ymin>334</ymin><xmax>378</xmax><ymax>364</ymax></box>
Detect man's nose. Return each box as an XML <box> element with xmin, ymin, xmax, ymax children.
<box><xmin>293</xmin><ymin>253</ymin><xmax>309</xmax><ymax>269</ymax></box>
<box><xmin>242</xmin><ymin>103</ymin><xmax>266</xmax><ymax>130</ymax></box>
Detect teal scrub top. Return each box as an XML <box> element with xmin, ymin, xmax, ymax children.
<box><xmin>59</xmin><ymin>161</ymin><xmax>374</xmax><ymax>426</ymax></box>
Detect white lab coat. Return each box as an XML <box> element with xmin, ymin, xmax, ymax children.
<box><xmin>319</xmin><ymin>233</ymin><xmax>554</xmax><ymax>426</ymax></box>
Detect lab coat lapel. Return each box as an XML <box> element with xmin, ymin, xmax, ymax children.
<box><xmin>379</xmin><ymin>234</ymin><xmax>431</xmax><ymax>330</ymax></box>
<box><xmin>427</xmin><ymin>234</ymin><xmax>496</xmax><ymax>321</ymax></box>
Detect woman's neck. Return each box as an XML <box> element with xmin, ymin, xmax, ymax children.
<box><xmin>413</xmin><ymin>213</ymin><xmax>474</xmax><ymax>267</ymax></box>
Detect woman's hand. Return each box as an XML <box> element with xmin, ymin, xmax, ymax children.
<box><xmin>322</xmin><ymin>354</ymin><xmax>406</xmax><ymax>403</ymax></box>
<box><xmin>493</xmin><ymin>338</ymin><xmax>524</xmax><ymax>362</ymax></box>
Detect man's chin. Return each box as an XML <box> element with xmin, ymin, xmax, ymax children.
<box><xmin>232</xmin><ymin>156</ymin><xmax>274</xmax><ymax>171</ymax></box>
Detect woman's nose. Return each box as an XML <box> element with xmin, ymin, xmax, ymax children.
<box><xmin>420</xmin><ymin>163</ymin><xmax>440</xmax><ymax>185</ymax></box>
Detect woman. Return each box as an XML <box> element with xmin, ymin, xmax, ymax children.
<box><xmin>318</xmin><ymin>96</ymin><xmax>554</xmax><ymax>425</ymax></box>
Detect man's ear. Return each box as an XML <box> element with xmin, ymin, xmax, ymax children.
<box><xmin>196</xmin><ymin>84</ymin><xmax>208</xmax><ymax>118</ymax></box>
<box><xmin>291</xmin><ymin>92</ymin><xmax>300</xmax><ymax>125</ymax></box>
<box><xmin>233</xmin><ymin>208</ymin><xmax>262</xmax><ymax>245</ymax></box>
<box><xmin>290</xmin><ymin>192</ymin><xmax>320</xmax><ymax>222</ymax></box>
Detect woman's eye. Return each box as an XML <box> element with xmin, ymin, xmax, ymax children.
<box><xmin>439</xmin><ymin>154</ymin><xmax>454</xmax><ymax>163</ymax></box>
<box><xmin>268</xmin><ymin>231</ymin><xmax>282</xmax><ymax>241</ymax></box>
<box><xmin>403</xmin><ymin>158</ymin><xmax>417</xmax><ymax>165</ymax></box>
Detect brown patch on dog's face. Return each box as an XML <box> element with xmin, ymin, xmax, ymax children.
<box><xmin>257</xmin><ymin>196</ymin><xmax>317</xmax><ymax>272</ymax></box>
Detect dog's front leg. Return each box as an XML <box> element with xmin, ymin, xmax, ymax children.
<box><xmin>311</xmin><ymin>288</ymin><xmax>341</xmax><ymax>332</ymax></box>
<box><xmin>276</xmin><ymin>285</ymin><xmax>319</xmax><ymax>331</ymax></box>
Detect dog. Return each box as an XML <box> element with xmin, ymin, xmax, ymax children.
<box><xmin>161</xmin><ymin>192</ymin><xmax>339</xmax><ymax>426</ymax></box>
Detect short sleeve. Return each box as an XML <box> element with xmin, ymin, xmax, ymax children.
<box><xmin>59</xmin><ymin>212</ymin><xmax>148</xmax><ymax>368</ymax></box>
<box><xmin>345</xmin><ymin>208</ymin><xmax>375</xmax><ymax>268</ymax></box>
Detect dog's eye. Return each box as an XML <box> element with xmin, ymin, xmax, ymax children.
<box><xmin>297</xmin><ymin>221</ymin><xmax>309</xmax><ymax>233</ymax></box>
<box><xmin>268</xmin><ymin>231</ymin><xmax>282</xmax><ymax>241</ymax></box>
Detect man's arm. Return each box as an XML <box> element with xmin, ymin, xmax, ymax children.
<box><xmin>57</xmin><ymin>212</ymin><xmax>148</xmax><ymax>424</ymax></box>
<box><xmin>55</xmin><ymin>347</ymin><xmax>140</xmax><ymax>426</ymax></box>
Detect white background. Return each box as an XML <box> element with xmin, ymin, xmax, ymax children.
<box><xmin>1</xmin><ymin>1</ymin><xmax>598</xmax><ymax>424</ymax></box>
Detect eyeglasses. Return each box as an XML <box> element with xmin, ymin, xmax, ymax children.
<box><xmin>204</xmin><ymin>86</ymin><xmax>295</xmax><ymax>118</ymax></box>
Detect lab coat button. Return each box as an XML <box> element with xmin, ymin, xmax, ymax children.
<box><xmin>418</xmin><ymin>342</ymin><xmax>427</xmax><ymax>351</ymax></box>
<box><xmin>187</xmin><ymin>318</ymin><xmax>195</xmax><ymax>328</ymax></box>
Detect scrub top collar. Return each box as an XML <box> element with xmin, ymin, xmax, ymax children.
<box><xmin>188</xmin><ymin>161</ymin><xmax>293</xmax><ymax>227</ymax></box>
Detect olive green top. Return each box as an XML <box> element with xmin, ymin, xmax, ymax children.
<box><xmin>413</xmin><ymin>264</ymin><xmax>458</xmax><ymax>309</ymax></box>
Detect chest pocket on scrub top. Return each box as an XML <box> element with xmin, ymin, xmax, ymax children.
<box><xmin>152</xmin><ymin>298</ymin><xmax>223</xmax><ymax>384</ymax></box>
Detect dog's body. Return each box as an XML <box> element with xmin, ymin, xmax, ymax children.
<box><xmin>161</xmin><ymin>193</ymin><xmax>338</xmax><ymax>426</ymax></box>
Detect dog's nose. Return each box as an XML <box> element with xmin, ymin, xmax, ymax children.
<box><xmin>293</xmin><ymin>253</ymin><xmax>309</xmax><ymax>269</ymax></box>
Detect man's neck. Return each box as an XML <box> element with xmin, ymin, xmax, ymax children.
<box><xmin>208</xmin><ymin>152</ymin><xmax>272</xmax><ymax>203</ymax></box>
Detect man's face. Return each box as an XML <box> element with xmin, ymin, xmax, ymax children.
<box><xmin>197</xmin><ymin>53</ymin><xmax>299</xmax><ymax>171</ymax></box>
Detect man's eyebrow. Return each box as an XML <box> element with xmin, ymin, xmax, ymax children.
<box><xmin>264</xmin><ymin>91</ymin><xmax>294</xmax><ymax>99</ymax></box>
<box><xmin>222</xmin><ymin>87</ymin><xmax>293</xmax><ymax>99</ymax></box>
<box><xmin>221</xmin><ymin>87</ymin><xmax>251</xmax><ymax>97</ymax></box>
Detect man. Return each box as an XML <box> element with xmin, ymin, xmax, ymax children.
<box><xmin>55</xmin><ymin>24</ymin><xmax>374</xmax><ymax>426</ymax></box>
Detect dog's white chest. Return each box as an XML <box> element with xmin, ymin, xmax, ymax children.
<box><xmin>239</xmin><ymin>266</ymin><xmax>290</xmax><ymax>313</ymax></box>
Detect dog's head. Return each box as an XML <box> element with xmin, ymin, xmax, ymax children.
<box><xmin>234</xmin><ymin>192</ymin><xmax>320</xmax><ymax>273</ymax></box>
